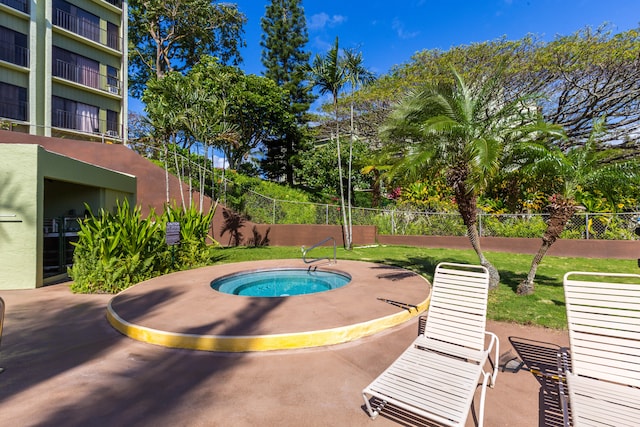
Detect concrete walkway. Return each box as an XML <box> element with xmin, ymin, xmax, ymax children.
<box><xmin>0</xmin><ymin>279</ymin><xmax>569</xmax><ymax>426</ymax></box>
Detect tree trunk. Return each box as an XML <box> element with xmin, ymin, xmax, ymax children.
<box><xmin>347</xmin><ymin>101</ymin><xmax>354</xmax><ymax>250</ymax></box>
<box><xmin>465</xmin><ymin>221</ymin><xmax>501</xmax><ymax>289</ymax></box>
<box><xmin>518</xmin><ymin>197</ymin><xmax>579</xmax><ymax>295</ymax></box>
<box><xmin>335</xmin><ymin>102</ymin><xmax>351</xmax><ymax>250</ymax></box>
<box><xmin>164</xmin><ymin>144</ymin><xmax>170</xmax><ymax>204</ymax></box>
<box><xmin>371</xmin><ymin>169</ymin><xmax>381</xmax><ymax>208</ymax></box>
<box><xmin>454</xmin><ymin>181</ymin><xmax>500</xmax><ymax>289</ymax></box>
<box><xmin>517</xmin><ymin>240</ymin><xmax>551</xmax><ymax>295</ymax></box>
<box><xmin>172</xmin><ymin>137</ymin><xmax>186</xmax><ymax>210</ymax></box>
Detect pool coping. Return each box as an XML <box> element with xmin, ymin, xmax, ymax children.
<box><xmin>106</xmin><ymin>259</ymin><xmax>431</xmax><ymax>352</ymax></box>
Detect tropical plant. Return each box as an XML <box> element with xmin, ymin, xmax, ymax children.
<box><xmin>343</xmin><ymin>48</ymin><xmax>376</xmax><ymax>249</ymax></box>
<box><xmin>69</xmin><ymin>200</ymin><xmax>168</xmax><ymax>293</ymax></box>
<box><xmin>69</xmin><ymin>200</ymin><xmax>217</xmax><ymax>293</ymax></box>
<box><xmin>513</xmin><ymin>117</ymin><xmax>640</xmax><ymax>295</ymax></box>
<box><xmin>163</xmin><ymin>203</ymin><xmax>217</xmax><ymax>269</ymax></box>
<box><xmin>307</xmin><ymin>37</ymin><xmax>350</xmax><ymax>248</ymax></box>
<box><xmin>379</xmin><ymin>67</ymin><xmax>562</xmax><ymax>289</ymax></box>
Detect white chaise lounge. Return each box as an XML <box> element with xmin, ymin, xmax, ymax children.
<box><xmin>362</xmin><ymin>262</ymin><xmax>499</xmax><ymax>426</ymax></box>
<box><xmin>561</xmin><ymin>271</ymin><xmax>640</xmax><ymax>427</ymax></box>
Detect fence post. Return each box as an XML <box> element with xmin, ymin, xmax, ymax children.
<box><xmin>585</xmin><ymin>212</ymin><xmax>589</xmax><ymax>240</ymax></box>
<box><xmin>478</xmin><ymin>212</ymin><xmax>483</xmax><ymax>237</ymax></box>
<box><xmin>391</xmin><ymin>209</ymin><xmax>395</xmax><ymax>235</ymax></box>
<box><xmin>273</xmin><ymin>199</ymin><xmax>276</xmax><ymax>224</ymax></box>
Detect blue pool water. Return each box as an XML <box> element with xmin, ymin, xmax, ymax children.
<box><xmin>211</xmin><ymin>269</ymin><xmax>351</xmax><ymax>297</ymax></box>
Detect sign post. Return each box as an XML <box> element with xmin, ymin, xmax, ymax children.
<box><xmin>166</xmin><ymin>222</ymin><xmax>180</xmax><ymax>267</ymax></box>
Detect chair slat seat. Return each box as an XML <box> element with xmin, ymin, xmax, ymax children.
<box><xmin>363</xmin><ymin>262</ymin><xmax>498</xmax><ymax>427</ymax></box>
<box><xmin>562</xmin><ymin>271</ymin><xmax>640</xmax><ymax>426</ymax></box>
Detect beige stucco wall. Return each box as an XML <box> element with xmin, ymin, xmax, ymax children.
<box><xmin>0</xmin><ymin>144</ymin><xmax>136</xmax><ymax>289</ymax></box>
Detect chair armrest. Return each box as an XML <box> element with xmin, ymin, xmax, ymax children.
<box><xmin>557</xmin><ymin>347</ymin><xmax>571</xmax><ymax>427</ymax></box>
<box><xmin>484</xmin><ymin>331</ymin><xmax>499</xmax><ymax>387</ymax></box>
<box><xmin>417</xmin><ymin>315</ymin><xmax>427</xmax><ymax>336</ymax></box>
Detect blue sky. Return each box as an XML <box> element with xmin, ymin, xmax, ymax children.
<box><xmin>130</xmin><ymin>1</ymin><xmax>639</xmax><ymax>114</ymax></box>
<box><xmin>236</xmin><ymin>0</ymin><xmax>640</xmax><ymax>77</ymax></box>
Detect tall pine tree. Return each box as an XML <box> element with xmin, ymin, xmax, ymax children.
<box><xmin>260</xmin><ymin>0</ymin><xmax>315</xmax><ymax>184</ymax></box>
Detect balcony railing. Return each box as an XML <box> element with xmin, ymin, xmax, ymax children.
<box><xmin>53</xmin><ymin>109</ymin><xmax>121</xmax><ymax>138</ymax></box>
<box><xmin>0</xmin><ymin>0</ymin><xmax>29</xmax><ymax>13</ymax></box>
<box><xmin>54</xmin><ymin>9</ymin><xmax>122</xmax><ymax>51</ymax></box>
<box><xmin>0</xmin><ymin>40</ymin><xmax>29</xmax><ymax>67</ymax></box>
<box><xmin>54</xmin><ymin>59</ymin><xmax>100</xmax><ymax>89</ymax></box>
<box><xmin>0</xmin><ymin>100</ymin><xmax>28</xmax><ymax>122</ymax></box>
<box><xmin>53</xmin><ymin>59</ymin><xmax>122</xmax><ymax>95</ymax></box>
<box><xmin>105</xmin><ymin>0</ymin><xmax>122</xmax><ymax>8</ymax></box>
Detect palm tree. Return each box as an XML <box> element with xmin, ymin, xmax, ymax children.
<box><xmin>514</xmin><ymin>117</ymin><xmax>640</xmax><ymax>295</ymax></box>
<box><xmin>308</xmin><ymin>37</ymin><xmax>350</xmax><ymax>248</ymax></box>
<box><xmin>380</xmin><ymin>68</ymin><xmax>559</xmax><ymax>289</ymax></box>
<box><xmin>343</xmin><ymin>48</ymin><xmax>375</xmax><ymax>249</ymax></box>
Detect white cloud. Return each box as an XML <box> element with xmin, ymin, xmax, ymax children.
<box><xmin>308</xmin><ymin>12</ymin><xmax>347</xmax><ymax>30</ymax></box>
<box><xmin>312</xmin><ymin>36</ymin><xmax>333</xmax><ymax>52</ymax></box>
<box><xmin>212</xmin><ymin>155</ymin><xmax>229</xmax><ymax>169</ymax></box>
<box><xmin>392</xmin><ymin>18</ymin><xmax>420</xmax><ymax>39</ymax></box>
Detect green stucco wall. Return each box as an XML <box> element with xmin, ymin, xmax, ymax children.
<box><xmin>0</xmin><ymin>144</ymin><xmax>136</xmax><ymax>289</ymax></box>
<box><xmin>0</xmin><ymin>144</ymin><xmax>40</xmax><ymax>289</ymax></box>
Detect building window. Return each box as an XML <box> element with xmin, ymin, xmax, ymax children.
<box><xmin>52</xmin><ymin>96</ymin><xmax>99</xmax><ymax>133</ymax></box>
<box><xmin>107</xmin><ymin>22</ymin><xmax>120</xmax><ymax>51</ymax></box>
<box><xmin>0</xmin><ymin>26</ymin><xmax>29</xmax><ymax>67</ymax></box>
<box><xmin>53</xmin><ymin>0</ymin><xmax>100</xmax><ymax>43</ymax></box>
<box><xmin>106</xmin><ymin>109</ymin><xmax>119</xmax><ymax>137</ymax></box>
<box><xmin>53</xmin><ymin>46</ymin><xmax>100</xmax><ymax>89</ymax></box>
<box><xmin>0</xmin><ymin>82</ymin><xmax>28</xmax><ymax>121</ymax></box>
<box><xmin>107</xmin><ymin>66</ymin><xmax>119</xmax><ymax>93</ymax></box>
<box><xmin>0</xmin><ymin>0</ymin><xmax>29</xmax><ymax>14</ymax></box>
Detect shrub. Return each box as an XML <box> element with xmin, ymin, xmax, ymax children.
<box><xmin>164</xmin><ymin>204</ymin><xmax>217</xmax><ymax>269</ymax></box>
<box><xmin>69</xmin><ymin>200</ymin><xmax>168</xmax><ymax>293</ymax></box>
<box><xmin>69</xmin><ymin>201</ymin><xmax>217</xmax><ymax>294</ymax></box>
<box><xmin>481</xmin><ymin>215</ymin><xmax>547</xmax><ymax>238</ymax></box>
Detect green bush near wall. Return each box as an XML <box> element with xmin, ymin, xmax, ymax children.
<box><xmin>68</xmin><ymin>201</ymin><xmax>216</xmax><ymax>294</ymax></box>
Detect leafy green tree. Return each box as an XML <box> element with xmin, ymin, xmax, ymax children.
<box><xmin>526</xmin><ymin>26</ymin><xmax>640</xmax><ymax>148</ymax></box>
<box><xmin>128</xmin><ymin>0</ymin><xmax>246</xmax><ymax>97</ymax></box>
<box><xmin>513</xmin><ymin>117</ymin><xmax>640</xmax><ymax>295</ymax></box>
<box><xmin>297</xmin><ymin>138</ymin><xmax>372</xmax><ymax>200</ymax></box>
<box><xmin>380</xmin><ymin>68</ymin><xmax>561</xmax><ymax>289</ymax></box>
<box><xmin>358</xmin><ymin>25</ymin><xmax>640</xmax><ymax>153</ymax></box>
<box><xmin>308</xmin><ymin>37</ymin><xmax>351</xmax><ymax>247</ymax></box>
<box><xmin>343</xmin><ymin>48</ymin><xmax>375</xmax><ymax>245</ymax></box>
<box><xmin>260</xmin><ymin>0</ymin><xmax>315</xmax><ymax>184</ymax></box>
<box><xmin>144</xmin><ymin>57</ymin><xmax>296</xmax><ymax>172</ymax></box>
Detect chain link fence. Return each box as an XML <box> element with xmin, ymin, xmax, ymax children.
<box><xmin>230</xmin><ymin>188</ymin><xmax>640</xmax><ymax>240</ymax></box>
<box><xmin>116</xmin><ymin>142</ymin><xmax>640</xmax><ymax>241</ymax></box>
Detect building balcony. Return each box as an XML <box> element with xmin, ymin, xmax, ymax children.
<box><xmin>0</xmin><ymin>99</ymin><xmax>28</xmax><ymax>122</ymax></box>
<box><xmin>0</xmin><ymin>40</ymin><xmax>29</xmax><ymax>67</ymax></box>
<box><xmin>105</xmin><ymin>0</ymin><xmax>122</xmax><ymax>7</ymax></box>
<box><xmin>53</xmin><ymin>59</ymin><xmax>122</xmax><ymax>95</ymax></box>
<box><xmin>52</xmin><ymin>109</ymin><xmax>121</xmax><ymax>138</ymax></box>
<box><xmin>0</xmin><ymin>0</ymin><xmax>29</xmax><ymax>13</ymax></box>
<box><xmin>54</xmin><ymin>9</ymin><xmax>122</xmax><ymax>51</ymax></box>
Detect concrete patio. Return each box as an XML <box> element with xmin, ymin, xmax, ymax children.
<box><xmin>0</xmin><ymin>275</ymin><xmax>569</xmax><ymax>426</ymax></box>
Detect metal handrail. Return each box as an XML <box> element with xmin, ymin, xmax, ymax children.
<box><xmin>302</xmin><ymin>236</ymin><xmax>336</xmax><ymax>265</ymax></box>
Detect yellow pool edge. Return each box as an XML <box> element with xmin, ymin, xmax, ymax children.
<box><xmin>106</xmin><ymin>296</ymin><xmax>431</xmax><ymax>352</ymax></box>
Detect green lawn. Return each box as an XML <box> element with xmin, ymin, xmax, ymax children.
<box><xmin>210</xmin><ymin>245</ymin><xmax>639</xmax><ymax>329</ymax></box>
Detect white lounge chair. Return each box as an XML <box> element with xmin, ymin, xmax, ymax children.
<box><xmin>562</xmin><ymin>271</ymin><xmax>640</xmax><ymax>427</ymax></box>
<box><xmin>0</xmin><ymin>296</ymin><xmax>4</xmax><ymax>374</ymax></box>
<box><xmin>362</xmin><ymin>262</ymin><xmax>499</xmax><ymax>426</ymax></box>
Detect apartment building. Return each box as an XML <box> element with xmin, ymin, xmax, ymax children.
<box><xmin>0</xmin><ymin>0</ymin><xmax>127</xmax><ymax>142</ymax></box>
